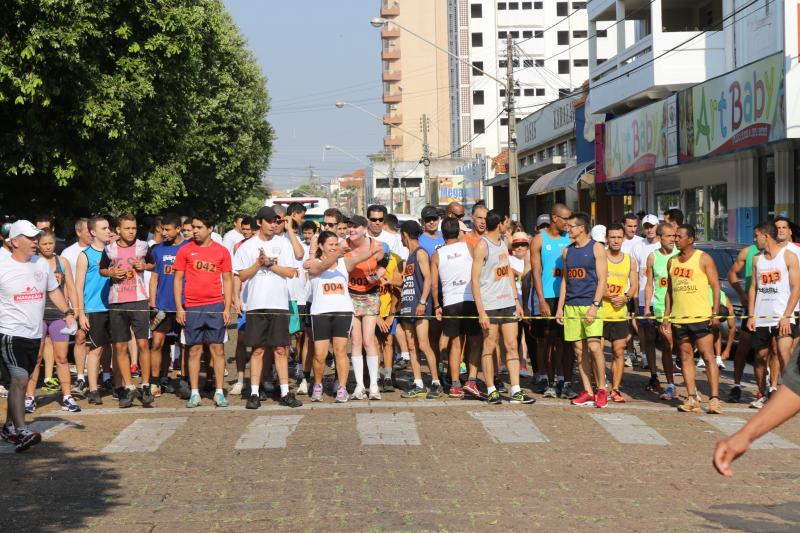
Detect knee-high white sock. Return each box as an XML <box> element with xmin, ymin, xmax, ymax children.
<box><xmin>352</xmin><ymin>355</ymin><xmax>364</xmax><ymax>388</ymax></box>
<box><xmin>366</xmin><ymin>354</ymin><xmax>379</xmax><ymax>388</ymax></box>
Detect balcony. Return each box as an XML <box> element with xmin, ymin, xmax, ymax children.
<box><xmin>380</xmin><ymin>2</ymin><xmax>399</xmax><ymax>17</ymax></box>
<box><xmin>383</xmin><ymin>114</ymin><xmax>403</xmax><ymax>126</ymax></box>
<box><xmin>381</xmin><ymin>47</ymin><xmax>400</xmax><ymax>60</ymax></box>
<box><xmin>382</xmin><ymin>70</ymin><xmax>401</xmax><ymax>82</ymax></box>
<box><xmin>383</xmin><ymin>92</ymin><xmax>402</xmax><ymax>104</ymax></box>
<box><xmin>384</xmin><ymin>136</ymin><xmax>403</xmax><ymax>147</ymax></box>
<box><xmin>381</xmin><ymin>28</ymin><xmax>400</xmax><ymax>39</ymax></box>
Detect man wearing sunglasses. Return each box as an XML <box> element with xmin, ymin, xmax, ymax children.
<box><xmin>367</xmin><ymin>204</ymin><xmax>401</xmax><ymax>257</ymax></box>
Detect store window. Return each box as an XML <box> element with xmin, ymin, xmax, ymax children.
<box><xmin>686</xmin><ymin>187</ymin><xmax>705</xmax><ymax>241</ymax></box>
<box><xmin>708</xmin><ymin>183</ymin><xmax>728</xmax><ymax>241</ymax></box>
<box><xmin>656</xmin><ymin>192</ymin><xmax>680</xmax><ymax>218</ymax></box>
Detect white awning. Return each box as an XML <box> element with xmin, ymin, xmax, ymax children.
<box><xmin>526</xmin><ymin>162</ymin><xmax>594</xmax><ymax>196</ymax></box>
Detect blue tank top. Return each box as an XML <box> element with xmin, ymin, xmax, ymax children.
<box><xmin>400</xmin><ymin>247</ymin><xmax>431</xmax><ymax>317</ymax></box>
<box><xmin>565</xmin><ymin>239</ymin><xmax>598</xmax><ymax>306</ymax></box>
<box><xmin>83</xmin><ymin>246</ymin><xmax>110</xmax><ymax>312</ymax></box>
<box><xmin>540</xmin><ymin>231</ymin><xmax>571</xmax><ymax>298</ymax></box>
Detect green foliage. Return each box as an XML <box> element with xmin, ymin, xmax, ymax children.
<box><xmin>291</xmin><ymin>184</ymin><xmax>327</xmax><ymax>198</ymax></box>
<box><xmin>0</xmin><ymin>0</ymin><xmax>273</xmax><ymax>220</ymax></box>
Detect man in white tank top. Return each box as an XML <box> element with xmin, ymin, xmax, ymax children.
<box><xmin>431</xmin><ymin>218</ymin><xmax>481</xmax><ymax>399</ymax></box>
<box><xmin>747</xmin><ymin>220</ymin><xmax>800</xmax><ymax>408</ymax></box>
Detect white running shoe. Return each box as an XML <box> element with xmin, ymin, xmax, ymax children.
<box><xmin>297</xmin><ymin>379</ymin><xmax>309</xmax><ymax>396</ymax></box>
<box><xmin>229</xmin><ymin>382</ymin><xmax>243</xmax><ymax>396</ymax></box>
<box><xmin>715</xmin><ymin>355</ymin><xmax>727</xmax><ymax>369</ymax></box>
<box><xmin>369</xmin><ymin>385</ymin><xmax>381</xmax><ymax>400</ymax></box>
<box><xmin>0</xmin><ymin>385</ymin><xmax>8</xmax><ymax>398</ymax></box>
<box><xmin>624</xmin><ymin>355</ymin><xmax>633</xmax><ymax>368</ymax></box>
<box><xmin>350</xmin><ymin>385</ymin><xmax>367</xmax><ymax>400</ymax></box>
<box><xmin>696</xmin><ymin>358</ymin><xmax>706</xmax><ymax>368</ymax></box>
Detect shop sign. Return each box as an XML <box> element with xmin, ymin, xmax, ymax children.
<box><xmin>438</xmin><ymin>175</ymin><xmax>465</xmax><ymax>204</ymax></box>
<box><xmin>518</xmin><ymin>95</ymin><xmax>578</xmax><ymax>152</ymax></box>
<box><xmin>679</xmin><ymin>52</ymin><xmax>785</xmax><ymax>162</ymax></box>
<box><xmin>605</xmin><ymin>181</ymin><xmax>635</xmax><ymax>196</ymax></box>
<box><xmin>603</xmin><ymin>95</ymin><xmax>677</xmax><ymax>179</ymax></box>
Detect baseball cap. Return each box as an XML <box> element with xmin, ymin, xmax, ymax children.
<box><xmin>256</xmin><ymin>206</ymin><xmax>278</xmax><ymax>221</ymax></box>
<box><xmin>642</xmin><ymin>214</ymin><xmax>659</xmax><ymax>227</ymax></box>
<box><xmin>458</xmin><ymin>220</ymin><xmax>469</xmax><ymax>232</ymax></box>
<box><xmin>536</xmin><ymin>214</ymin><xmax>551</xmax><ymax>228</ymax></box>
<box><xmin>348</xmin><ymin>215</ymin><xmax>368</xmax><ymax>227</ymax></box>
<box><xmin>511</xmin><ymin>231</ymin><xmax>530</xmax><ymax>244</ymax></box>
<box><xmin>590</xmin><ymin>224</ymin><xmax>607</xmax><ymax>243</ymax></box>
<box><xmin>421</xmin><ymin>205</ymin><xmax>438</xmax><ymax>220</ymax></box>
<box><xmin>9</xmin><ymin>220</ymin><xmax>42</xmax><ymax>239</ymax></box>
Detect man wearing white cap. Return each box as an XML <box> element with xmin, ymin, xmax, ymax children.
<box><xmin>0</xmin><ymin>221</ymin><xmax>76</xmax><ymax>452</ymax></box>
<box><xmin>590</xmin><ymin>225</ymin><xmax>607</xmax><ymax>244</ymax></box>
<box><xmin>632</xmin><ymin>214</ymin><xmax>662</xmax><ymax>389</ymax></box>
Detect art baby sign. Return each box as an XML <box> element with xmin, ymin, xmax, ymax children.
<box><xmin>679</xmin><ymin>52</ymin><xmax>785</xmax><ymax>162</ymax></box>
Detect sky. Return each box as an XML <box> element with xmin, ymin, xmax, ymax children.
<box><xmin>222</xmin><ymin>0</ymin><xmax>384</xmax><ymax>193</ymax></box>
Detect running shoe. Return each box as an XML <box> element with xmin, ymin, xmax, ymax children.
<box><xmin>262</xmin><ymin>381</ymin><xmax>276</xmax><ymax>394</ymax></box>
<box><xmin>213</xmin><ymin>391</ymin><xmax>228</xmax><ymax>407</ymax></box>
<box><xmin>750</xmin><ymin>394</ymin><xmax>767</xmax><ymax>410</ymax></box>
<box><xmin>24</xmin><ymin>396</ymin><xmax>36</xmax><ymax>414</ymax></box>
<box><xmin>393</xmin><ymin>358</ymin><xmax>408</xmax><ymax>370</ymax></box>
<box><xmin>696</xmin><ymin>357</ymin><xmax>706</xmax><ymax>369</ymax></box>
<box><xmin>335</xmin><ymin>386</ymin><xmax>349</xmax><ymax>403</ymax></box>
<box><xmin>677</xmin><ymin>396</ymin><xmax>701</xmax><ymax>413</ymax></box>
<box><xmin>351</xmin><ymin>385</ymin><xmax>367</xmax><ymax>401</ymax></box>
<box><xmin>61</xmin><ymin>396</ymin><xmax>81</xmax><ymax>413</ymax></box>
<box><xmin>487</xmin><ymin>390</ymin><xmax>502</xmax><ymax>405</ymax></box>
<box><xmin>42</xmin><ymin>377</ymin><xmax>60</xmax><ymax>392</ymax></box>
<box><xmin>646</xmin><ymin>375</ymin><xmax>662</xmax><ymax>393</ymax></box>
<box><xmin>498</xmin><ymin>365</ymin><xmax>508</xmax><ymax>375</ymax></box>
<box><xmin>715</xmin><ymin>355</ymin><xmax>727</xmax><ymax>370</ymax></box>
<box><xmin>14</xmin><ymin>429</ymin><xmax>42</xmax><ymax>453</ymax></box>
<box><xmin>102</xmin><ymin>378</ymin><xmax>114</xmax><ymax>392</ymax></box>
<box><xmin>311</xmin><ymin>384</ymin><xmax>324</xmax><ymax>402</ymax></box>
<box><xmin>130</xmin><ymin>363</ymin><xmax>141</xmax><ymax>377</ymax></box>
<box><xmin>151</xmin><ymin>383</ymin><xmax>162</xmax><ymax>398</ymax></box>
<box><xmin>294</xmin><ymin>365</ymin><xmax>305</xmax><ymax>383</ymax></box>
<box><xmin>594</xmin><ymin>389</ymin><xmax>609</xmax><ymax>408</ymax></box>
<box><xmin>297</xmin><ymin>379</ymin><xmax>309</xmax><ymax>396</ymax></box>
<box><xmin>258</xmin><ymin>388</ymin><xmax>269</xmax><ymax>401</ymax></box>
<box><xmin>140</xmin><ymin>385</ymin><xmax>155</xmax><ymax>407</ymax></box>
<box><xmin>230</xmin><ymin>381</ymin><xmax>244</xmax><ymax>397</ymax></box>
<box><xmin>72</xmin><ymin>379</ymin><xmax>87</xmax><ymax>397</ymax></box>
<box><xmin>609</xmin><ymin>389</ymin><xmax>626</xmax><ymax>403</ymax></box>
<box><xmin>707</xmin><ymin>396</ymin><xmax>722</xmax><ymax>414</ymax></box>
<box><xmin>624</xmin><ymin>354</ymin><xmax>633</xmax><ymax>368</ymax></box>
<box><xmin>177</xmin><ymin>380</ymin><xmax>191</xmax><ymax>400</ymax></box>
<box><xmin>495</xmin><ymin>378</ymin><xmax>508</xmax><ymax>394</ymax></box>
<box><xmin>87</xmin><ymin>390</ymin><xmax>103</xmax><ymax>405</ymax></box>
<box><xmin>510</xmin><ymin>390</ymin><xmax>536</xmax><ymax>404</ymax></box>
<box><xmin>401</xmin><ymin>385</ymin><xmax>427</xmax><ymax>399</ymax></box>
<box><xmin>555</xmin><ymin>379</ymin><xmax>564</xmax><ymax>397</ymax></box>
<box><xmin>570</xmin><ymin>391</ymin><xmax>595</xmax><ymax>406</ymax></box>
<box><xmin>158</xmin><ymin>377</ymin><xmax>175</xmax><ymax>395</ymax></box>
<box><xmin>673</xmin><ymin>357</ymin><xmax>683</xmax><ymax>375</ymax></box>
<box><xmin>381</xmin><ymin>376</ymin><xmax>395</xmax><ymax>393</ymax></box>
<box><xmin>246</xmin><ymin>394</ymin><xmax>261</xmax><ymax>409</ymax></box>
<box><xmin>119</xmin><ymin>388</ymin><xmax>136</xmax><ymax>408</ymax></box>
<box><xmin>560</xmin><ymin>382</ymin><xmax>579</xmax><ymax>400</ymax></box>
<box><xmin>0</xmin><ymin>385</ymin><xmax>8</xmax><ymax>398</ymax></box>
<box><xmin>462</xmin><ymin>380</ymin><xmax>482</xmax><ymax>399</ymax></box>
<box><xmin>659</xmin><ymin>384</ymin><xmax>677</xmax><ymax>401</ymax></box>
<box><xmin>533</xmin><ymin>378</ymin><xmax>549</xmax><ymax>394</ymax></box>
<box><xmin>640</xmin><ymin>358</ymin><xmax>650</xmax><ymax>370</ymax></box>
<box><xmin>369</xmin><ymin>385</ymin><xmax>382</xmax><ymax>400</ymax></box>
<box><xmin>0</xmin><ymin>424</ymin><xmax>15</xmax><ymax>442</ymax></box>
<box><xmin>727</xmin><ymin>385</ymin><xmax>742</xmax><ymax>403</ymax></box>
<box><xmin>459</xmin><ymin>362</ymin><xmax>467</xmax><ymax>375</ymax></box>
<box><xmin>543</xmin><ymin>386</ymin><xmax>558</xmax><ymax>398</ymax></box>
<box><xmin>448</xmin><ymin>386</ymin><xmax>465</xmax><ymax>399</ymax></box>
<box><xmin>279</xmin><ymin>393</ymin><xmax>302</xmax><ymax>408</ymax></box>
<box><xmin>186</xmin><ymin>392</ymin><xmax>201</xmax><ymax>408</ymax></box>
<box><xmin>426</xmin><ymin>383</ymin><xmax>443</xmax><ymax>399</ymax></box>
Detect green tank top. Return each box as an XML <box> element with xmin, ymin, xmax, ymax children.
<box><xmin>743</xmin><ymin>244</ymin><xmax>758</xmax><ymax>293</ymax></box>
<box><xmin>652</xmin><ymin>248</ymin><xmax>678</xmax><ymax>318</ymax></box>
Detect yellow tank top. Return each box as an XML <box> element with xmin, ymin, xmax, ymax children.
<box><xmin>669</xmin><ymin>249</ymin><xmax>711</xmax><ymax>324</ymax></box>
<box><xmin>603</xmin><ymin>252</ymin><xmax>631</xmax><ymax>320</ymax></box>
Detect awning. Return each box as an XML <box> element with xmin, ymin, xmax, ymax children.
<box><xmin>485</xmin><ymin>173</ymin><xmax>509</xmax><ymax>187</ymax></box>
<box><xmin>526</xmin><ymin>162</ymin><xmax>594</xmax><ymax>196</ymax></box>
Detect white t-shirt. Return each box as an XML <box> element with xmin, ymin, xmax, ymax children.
<box><xmin>233</xmin><ymin>235</ymin><xmax>295</xmax><ymax>311</ymax></box>
<box><xmin>509</xmin><ymin>255</ymin><xmax>525</xmax><ymax>302</ymax></box>
<box><xmin>621</xmin><ymin>235</ymin><xmax>644</xmax><ymax>255</ymax></box>
<box><xmin>310</xmin><ymin>258</ymin><xmax>354</xmax><ymax>315</ymax></box>
<box><xmin>632</xmin><ymin>239</ymin><xmax>659</xmax><ymax>304</ymax></box>
<box><xmin>374</xmin><ymin>230</ymin><xmax>402</xmax><ymax>256</ymax></box>
<box><xmin>0</xmin><ymin>255</ymin><xmax>59</xmax><ymax>339</ymax></box>
<box><xmin>211</xmin><ymin>232</ymin><xmax>223</xmax><ymax>244</ymax></box>
<box><xmin>0</xmin><ymin>246</ymin><xmax>11</xmax><ymax>260</ymax></box>
<box><xmin>223</xmin><ymin>229</ymin><xmax>244</xmax><ymax>254</ymax></box>
<box><xmin>60</xmin><ymin>242</ymin><xmax>86</xmax><ymax>281</ymax></box>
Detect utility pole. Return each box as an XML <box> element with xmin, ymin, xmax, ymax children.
<box><xmin>421</xmin><ymin>114</ymin><xmax>433</xmax><ymax>206</ymax></box>
<box><xmin>388</xmin><ymin>147</ymin><xmax>395</xmax><ymax>213</ymax></box>
<box><xmin>308</xmin><ymin>166</ymin><xmax>319</xmax><ymax>192</ymax></box>
<box><xmin>506</xmin><ymin>35</ymin><xmax>520</xmax><ymax>222</ymax></box>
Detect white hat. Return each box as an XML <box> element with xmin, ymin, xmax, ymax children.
<box><xmin>642</xmin><ymin>214</ymin><xmax>659</xmax><ymax>227</ymax></box>
<box><xmin>9</xmin><ymin>220</ymin><xmax>41</xmax><ymax>239</ymax></box>
<box><xmin>590</xmin><ymin>224</ymin><xmax>607</xmax><ymax>243</ymax></box>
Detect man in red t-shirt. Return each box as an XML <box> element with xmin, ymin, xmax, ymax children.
<box><xmin>173</xmin><ymin>213</ymin><xmax>233</xmax><ymax>409</ymax></box>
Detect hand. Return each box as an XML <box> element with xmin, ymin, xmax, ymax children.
<box><xmin>661</xmin><ymin>318</ymin><xmax>671</xmax><ymax>336</ymax></box>
<box><xmin>555</xmin><ymin>309</ymin><xmax>564</xmax><ymax>326</ymax></box>
<box><xmin>479</xmin><ymin>312</ymin><xmax>490</xmax><ymax>330</ymax></box>
<box><xmin>377</xmin><ymin>318</ymin><xmax>390</xmax><ymax>334</ymax></box>
<box><xmin>515</xmin><ymin>301</ymin><xmax>524</xmax><ymax>321</ymax></box>
<box><xmin>435</xmin><ymin>307</ymin><xmax>443</xmax><ymax>321</ymax></box>
<box><xmin>539</xmin><ymin>299</ymin><xmax>552</xmax><ymax>317</ymax></box>
<box><xmin>232</xmin><ymin>299</ymin><xmax>242</xmax><ymax>315</ymax></box>
<box><xmin>644</xmin><ymin>306</ymin><xmax>652</xmax><ymax>318</ymax></box>
<box><xmin>747</xmin><ymin>317</ymin><xmax>755</xmax><ymax>332</ymax></box>
<box><xmin>779</xmin><ymin>317</ymin><xmax>792</xmax><ymax>337</ymax></box>
<box><xmin>584</xmin><ymin>305</ymin><xmax>597</xmax><ymax>325</ymax></box>
<box><xmin>223</xmin><ymin>307</ymin><xmax>232</xmax><ymax>326</ymax></box>
<box><xmin>65</xmin><ymin>314</ymin><xmax>77</xmax><ymax>330</ymax></box>
<box><xmin>283</xmin><ymin>215</ymin><xmax>294</xmax><ymax>231</ymax></box>
<box><xmin>610</xmin><ymin>295</ymin><xmax>626</xmax><ymax>307</ymax></box>
<box><xmin>79</xmin><ymin>313</ymin><xmax>90</xmax><ymax>332</ymax></box>
<box><xmin>132</xmin><ymin>259</ymin><xmax>145</xmax><ymax>272</ymax></box>
<box><xmin>302</xmin><ymin>259</ymin><xmax>313</xmax><ymax>270</ymax></box>
<box><xmin>713</xmin><ymin>433</ymin><xmax>751</xmax><ymax>477</ymax></box>
<box><xmin>176</xmin><ymin>309</ymin><xmax>186</xmax><ymax>326</ymax></box>
<box><xmin>710</xmin><ymin>317</ymin><xmax>720</xmax><ymax>329</ymax></box>
<box><xmin>415</xmin><ymin>303</ymin><xmax>426</xmax><ymax>317</ymax></box>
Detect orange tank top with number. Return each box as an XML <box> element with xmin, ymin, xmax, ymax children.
<box><xmin>347</xmin><ymin>238</ymin><xmax>381</xmax><ymax>294</ymax></box>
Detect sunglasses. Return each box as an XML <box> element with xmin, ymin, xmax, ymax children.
<box><xmin>322</xmin><ymin>222</ymin><xmax>336</xmax><ymax>227</ymax></box>
<box><xmin>368</xmin><ymin>217</ymin><xmax>384</xmax><ymax>223</ymax></box>
<box><xmin>453</xmin><ymin>213</ymin><xmax>465</xmax><ymax>219</ymax></box>
<box><xmin>423</xmin><ymin>217</ymin><xmax>438</xmax><ymax>223</ymax></box>
<box><xmin>512</xmin><ymin>242</ymin><xmax>529</xmax><ymax>248</ymax></box>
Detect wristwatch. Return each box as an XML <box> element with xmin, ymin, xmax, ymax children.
<box><xmin>64</xmin><ymin>309</ymin><xmax>75</xmax><ymax>317</ymax></box>
<box><xmin>592</xmin><ymin>300</ymin><xmax>601</xmax><ymax>307</ymax></box>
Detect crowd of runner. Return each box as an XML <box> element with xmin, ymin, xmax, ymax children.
<box><xmin>2</xmin><ymin>201</ymin><xmax>800</xmax><ymax>452</ymax></box>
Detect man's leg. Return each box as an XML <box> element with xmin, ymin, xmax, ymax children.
<box><xmin>588</xmin><ymin>338</ymin><xmax>606</xmax><ymax>390</ymax></box>
<box><xmin>187</xmin><ymin>345</ymin><xmax>204</xmax><ymax>391</ymax></box>
<box><xmin>753</xmin><ymin>347</ymin><xmax>769</xmax><ymax>395</ymax></box>
<box><xmin>249</xmin><ymin>347</ymin><xmax>265</xmax><ymax>395</ymax></box>
<box><xmin>610</xmin><ymin>338</ymin><xmax>627</xmax><ymax>391</ymax></box>
<box><xmin>151</xmin><ymin>330</ymin><xmax>167</xmax><ymax>382</ymax></box>
<box><xmin>113</xmin><ymin>342</ymin><xmax>134</xmax><ymax>387</ymax></box>
<box><xmin>414</xmin><ymin>320</ymin><xmax>440</xmax><ymax>382</ymax></box>
<box><xmin>74</xmin><ymin>329</ymin><xmax>88</xmax><ymax>384</ymax></box>
<box><xmin>136</xmin><ymin>338</ymin><xmax>151</xmax><ymax>385</ymax></box>
<box><xmin>574</xmin><ymin>339</ymin><xmax>592</xmax><ymax>393</ymax></box>
<box><xmin>87</xmin><ymin>346</ymin><xmax>103</xmax><ymax>392</ymax></box>
<box><xmin>208</xmin><ymin>343</ymin><xmax>226</xmax><ymax>390</ymax></box>
<box><xmin>402</xmin><ymin>322</ymin><xmax>422</xmax><ymax>382</ymax></box>
<box><xmin>500</xmin><ymin>321</ymin><xmax>521</xmax><ymax>387</ymax></box>
<box><xmin>481</xmin><ymin>324</ymin><xmax>499</xmax><ymax>390</ymax></box>
<box><xmin>448</xmin><ymin>335</ymin><xmax>463</xmax><ymax>383</ymax></box>
<box><xmin>273</xmin><ymin>345</ymin><xmax>291</xmax><ymax>397</ymax></box>
<box><xmin>774</xmin><ymin>335</ymin><xmax>795</xmax><ymax>387</ymax></box>
<box><xmin>695</xmin><ymin>333</ymin><xmax>720</xmax><ymax>398</ymax></box>
<box><xmin>732</xmin><ymin>329</ymin><xmax>751</xmax><ymax>386</ymax></box>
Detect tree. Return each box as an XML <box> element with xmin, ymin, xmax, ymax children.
<box><xmin>0</xmin><ymin>0</ymin><xmax>272</xmax><ymax>220</ymax></box>
<box><xmin>291</xmin><ymin>184</ymin><xmax>326</xmax><ymax>198</ymax></box>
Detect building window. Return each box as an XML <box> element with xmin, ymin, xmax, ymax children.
<box><xmin>557</xmin><ymin>31</ymin><xmax>569</xmax><ymax>45</ymax></box>
<box><xmin>523</xmin><ymin>30</ymin><xmax>533</xmax><ymax>38</ymax></box>
<box><xmin>535</xmin><ymin>59</ymin><xmax>544</xmax><ymax>67</ymax></box>
<box><xmin>536</xmin><ymin>87</ymin><xmax>545</xmax><ymax>96</ymax></box>
<box><xmin>500</xmin><ymin>89</ymin><xmax>506</xmax><ymax>97</ymax></box>
<box><xmin>500</xmin><ymin>117</ymin><xmax>509</xmax><ymax>126</ymax></box>
<box><xmin>597</xmin><ymin>29</ymin><xmax>607</xmax><ymax>37</ymax></box>
<box><xmin>556</xmin><ymin>2</ymin><xmax>568</xmax><ymax>16</ymax></box>
<box><xmin>474</xmin><ymin>119</ymin><xmax>485</xmax><ymax>134</ymax></box>
<box><xmin>558</xmin><ymin>59</ymin><xmax>570</xmax><ymax>73</ymax></box>
<box><xmin>534</xmin><ymin>30</ymin><xmax>543</xmax><ymax>38</ymax></box>
<box><xmin>498</xmin><ymin>31</ymin><xmax>507</xmax><ymax>39</ymax></box>
<box><xmin>523</xmin><ymin>59</ymin><xmax>534</xmax><ymax>67</ymax></box>
<box><xmin>471</xmin><ymin>32</ymin><xmax>483</xmax><ymax>47</ymax></box>
<box><xmin>497</xmin><ymin>2</ymin><xmax>506</xmax><ymax>9</ymax></box>
<box><xmin>572</xmin><ymin>1</ymin><xmax>586</xmax><ymax>8</ymax></box>
<box><xmin>522</xmin><ymin>1</ymin><xmax>532</xmax><ymax>8</ymax></box>
<box><xmin>509</xmin><ymin>1</ymin><xmax>519</xmax><ymax>8</ymax></box>
<box><xmin>523</xmin><ymin>88</ymin><xmax>534</xmax><ymax>96</ymax></box>
<box><xmin>558</xmin><ymin>88</ymin><xmax>571</xmax><ymax>97</ymax></box>
<box><xmin>597</xmin><ymin>58</ymin><xmax>606</xmax><ymax>64</ymax></box>
<box><xmin>573</xmin><ymin>59</ymin><xmax>588</xmax><ymax>67</ymax></box>
<box><xmin>473</xmin><ymin>90</ymin><xmax>485</xmax><ymax>105</ymax></box>
<box><xmin>499</xmin><ymin>60</ymin><xmax>507</xmax><ymax>68</ymax></box>
<box><xmin>510</xmin><ymin>30</ymin><xmax>520</xmax><ymax>38</ymax></box>
<box><xmin>470</xmin><ymin>3</ymin><xmax>482</xmax><ymax>17</ymax></box>
<box><xmin>472</xmin><ymin>61</ymin><xmax>484</xmax><ymax>75</ymax></box>
<box><xmin>572</xmin><ymin>30</ymin><xmax>587</xmax><ymax>38</ymax></box>
<box><xmin>534</xmin><ymin>1</ymin><xmax>543</xmax><ymax>7</ymax></box>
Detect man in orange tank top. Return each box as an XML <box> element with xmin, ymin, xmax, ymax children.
<box><xmin>464</xmin><ymin>204</ymin><xmax>488</xmax><ymax>251</ymax></box>
<box><xmin>662</xmin><ymin>224</ymin><xmax>722</xmax><ymax>414</ymax></box>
